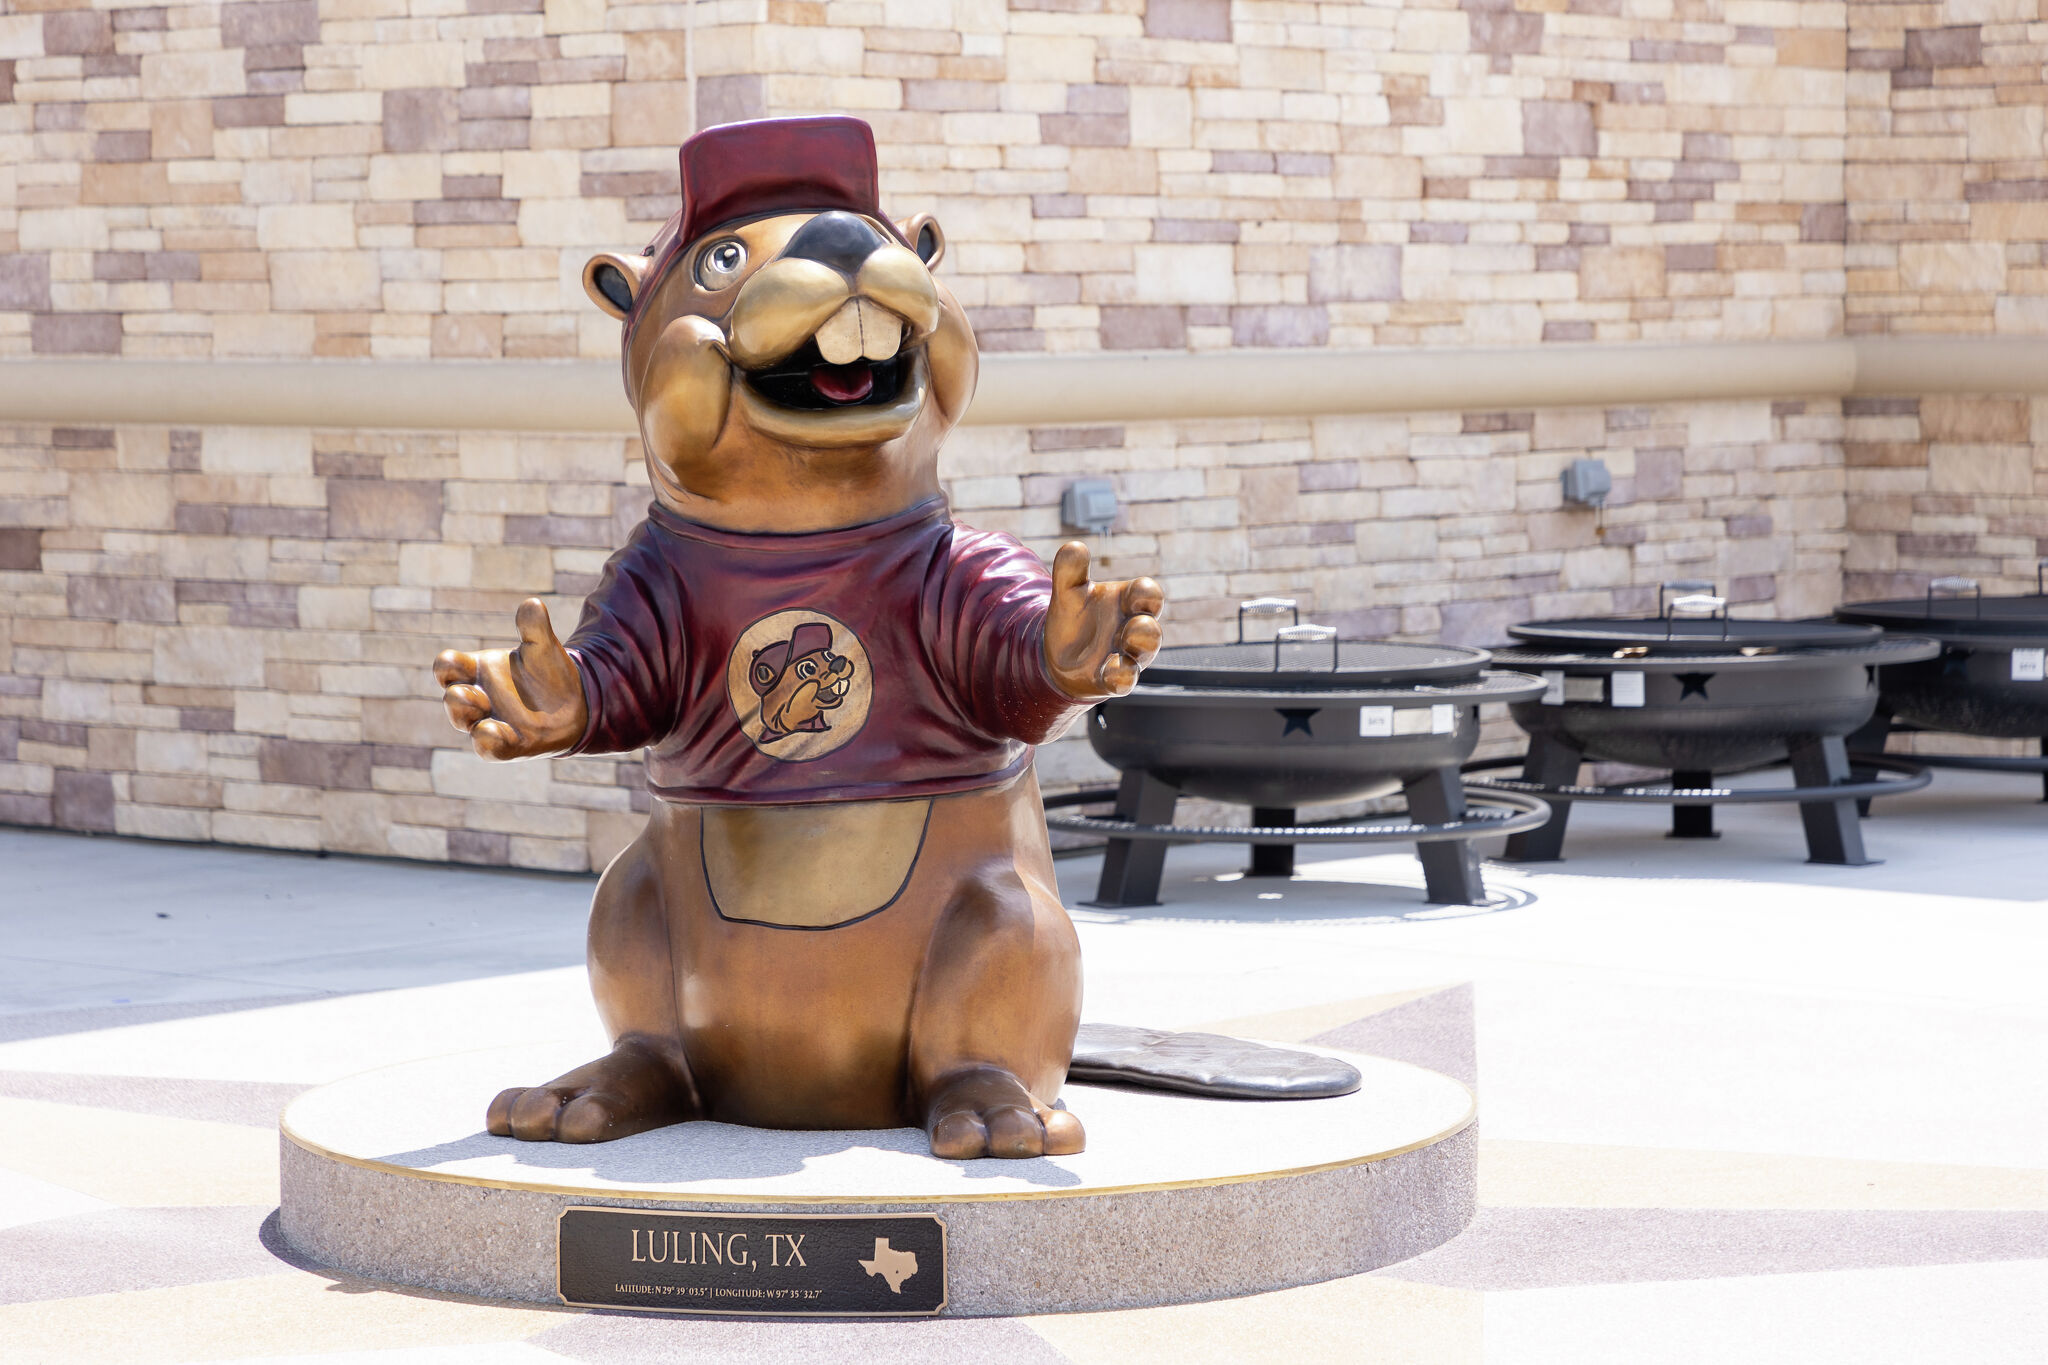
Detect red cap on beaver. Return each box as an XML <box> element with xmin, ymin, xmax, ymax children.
<box><xmin>680</xmin><ymin>115</ymin><xmax>884</xmax><ymax>244</ymax></box>
<box><xmin>626</xmin><ymin>115</ymin><xmax>906</xmax><ymax>343</ymax></box>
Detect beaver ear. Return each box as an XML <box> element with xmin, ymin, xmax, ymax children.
<box><xmin>582</xmin><ymin>251</ymin><xmax>646</xmax><ymax>321</ymax></box>
<box><xmin>900</xmin><ymin>213</ymin><xmax>945</xmax><ymax>269</ymax></box>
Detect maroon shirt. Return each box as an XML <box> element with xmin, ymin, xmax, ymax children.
<box><xmin>564</xmin><ymin>498</ymin><xmax>1084</xmax><ymax>805</ymax></box>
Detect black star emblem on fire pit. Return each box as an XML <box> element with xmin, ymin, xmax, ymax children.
<box><xmin>1277</xmin><ymin>708</ymin><xmax>1320</xmax><ymax>737</ymax></box>
<box><xmin>1675</xmin><ymin>672</ymin><xmax>1714</xmax><ymax>700</ymax></box>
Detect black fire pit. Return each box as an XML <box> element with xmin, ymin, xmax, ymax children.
<box><xmin>1468</xmin><ymin>583</ymin><xmax>1937</xmax><ymax>865</ymax></box>
<box><xmin>1836</xmin><ymin>568</ymin><xmax>2048</xmax><ymax>797</ymax></box>
<box><xmin>1045</xmin><ymin>600</ymin><xmax>1551</xmax><ymax>908</ymax></box>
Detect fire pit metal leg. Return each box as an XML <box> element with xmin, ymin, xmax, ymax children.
<box><xmin>1403</xmin><ymin>767</ymin><xmax>1487</xmax><ymax>906</ymax></box>
<box><xmin>1088</xmin><ymin>770</ymin><xmax>1180</xmax><ymax>907</ymax></box>
<box><xmin>1502</xmin><ymin>734</ymin><xmax>1582</xmax><ymax>862</ymax></box>
<box><xmin>1246</xmin><ymin>808</ymin><xmax>1296</xmax><ymax>878</ymax></box>
<box><xmin>1669</xmin><ymin>770</ymin><xmax>1717</xmax><ymax>839</ymax></box>
<box><xmin>1788</xmin><ymin>734</ymin><xmax>1874</xmax><ymax>866</ymax></box>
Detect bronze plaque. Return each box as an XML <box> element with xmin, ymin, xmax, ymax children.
<box><xmin>557</xmin><ymin>1208</ymin><xmax>946</xmax><ymax>1316</ymax></box>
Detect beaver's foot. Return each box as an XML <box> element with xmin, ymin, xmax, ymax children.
<box><xmin>486</xmin><ymin>1039</ymin><xmax>694</xmax><ymax>1144</ymax></box>
<box><xmin>924</xmin><ymin>1065</ymin><xmax>1085</xmax><ymax>1160</ymax></box>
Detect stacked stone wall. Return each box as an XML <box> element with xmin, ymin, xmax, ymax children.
<box><xmin>2</xmin><ymin>0</ymin><xmax>2045</xmax><ymax>863</ymax></box>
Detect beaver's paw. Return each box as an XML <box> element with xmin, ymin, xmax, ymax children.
<box><xmin>924</xmin><ymin>1066</ymin><xmax>1085</xmax><ymax>1160</ymax></box>
<box><xmin>485</xmin><ymin>1041</ymin><xmax>693</xmax><ymax>1145</ymax></box>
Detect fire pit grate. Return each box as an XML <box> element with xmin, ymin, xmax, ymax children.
<box><xmin>1487</xmin><ymin>583</ymin><xmax>1937</xmax><ymax>865</ymax></box>
<box><xmin>1837</xmin><ymin>566</ymin><xmax>2048</xmax><ymax>799</ymax></box>
<box><xmin>1070</xmin><ymin>598</ymin><xmax>1549</xmax><ymax>909</ymax></box>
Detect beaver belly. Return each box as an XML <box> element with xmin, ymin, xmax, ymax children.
<box><xmin>700</xmin><ymin>798</ymin><xmax>930</xmax><ymax>927</ymax></box>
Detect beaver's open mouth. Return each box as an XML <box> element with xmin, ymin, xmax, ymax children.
<box><xmin>743</xmin><ymin>338</ymin><xmax>909</xmax><ymax>412</ymax></box>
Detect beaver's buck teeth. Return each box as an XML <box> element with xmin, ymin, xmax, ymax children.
<box><xmin>813</xmin><ymin>298</ymin><xmax>905</xmax><ymax>367</ymax></box>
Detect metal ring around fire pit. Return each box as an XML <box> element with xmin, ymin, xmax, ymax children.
<box><xmin>1460</xmin><ymin>754</ymin><xmax>1931</xmax><ymax>804</ymax></box>
<box><xmin>1043</xmin><ymin>785</ymin><xmax>1554</xmax><ymax>845</ymax></box>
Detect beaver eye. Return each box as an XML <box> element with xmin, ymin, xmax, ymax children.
<box><xmin>697</xmin><ymin>239</ymin><xmax>746</xmax><ymax>287</ymax></box>
<box><xmin>796</xmin><ymin>659</ymin><xmax>817</xmax><ymax>679</ymax></box>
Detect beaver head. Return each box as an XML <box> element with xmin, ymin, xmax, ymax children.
<box><xmin>580</xmin><ymin>116</ymin><xmax>978</xmax><ymax>534</ymax></box>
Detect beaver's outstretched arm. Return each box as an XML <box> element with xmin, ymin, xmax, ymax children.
<box><xmin>433</xmin><ymin>598</ymin><xmax>589</xmax><ymax>760</ymax></box>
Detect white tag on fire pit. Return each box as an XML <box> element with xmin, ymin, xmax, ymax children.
<box><xmin>1430</xmin><ymin>704</ymin><xmax>1456</xmax><ymax>734</ymax></box>
<box><xmin>2013</xmin><ymin>648</ymin><xmax>2045</xmax><ymax>682</ymax></box>
<box><xmin>1393</xmin><ymin>708</ymin><xmax>1433</xmax><ymax>735</ymax></box>
<box><xmin>1540</xmin><ymin>670</ymin><xmax>1565</xmax><ymax>705</ymax></box>
<box><xmin>1564</xmin><ymin>676</ymin><xmax>1605</xmax><ymax>703</ymax></box>
<box><xmin>1610</xmin><ymin>671</ymin><xmax>1646</xmax><ymax>707</ymax></box>
<box><xmin>1360</xmin><ymin>706</ymin><xmax>1394</xmax><ymax>737</ymax></box>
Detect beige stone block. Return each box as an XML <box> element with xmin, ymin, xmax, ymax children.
<box><xmin>156</xmin><ymin>627</ymin><xmax>268</xmax><ymax>688</ymax></box>
<box><xmin>1070</xmin><ymin>149</ymin><xmax>1159</xmax><ymax>196</ymax></box>
<box><xmin>1009</xmin><ymin>34</ymin><xmax>1097</xmax><ymax>83</ymax></box>
<box><xmin>271</xmin><ymin>252</ymin><xmax>383</xmax><ymax>312</ymax></box>
<box><xmin>1967</xmin><ymin>106</ymin><xmax>2045</xmax><ymax>162</ymax></box>
<box><xmin>141</xmin><ymin>50</ymin><xmax>244</xmax><ymax>101</ymax></box>
<box><xmin>472</xmin><ymin>545</ymin><xmax>555</xmax><ymax>591</ymax></box>
<box><xmin>432</xmin><ymin>748</ymin><xmax>553</xmax><ymax>803</ymax></box>
<box><xmin>1921</xmin><ymin>396</ymin><xmax>2029</xmax><ymax>444</ymax></box>
<box><xmin>1928</xmin><ymin>446</ymin><xmax>2032</xmax><ymax>496</ymax></box>
<box><xmin>121</xmin><ymin>804</ymin><xmax>213</xmax><ymax>842</ymax></box>
<box><xmin>1532</xmin><ymin>409</ymin><xmax>1605</xmax><ymax>452</ymax></box>
<box><xmin>214</xmin><ymin>810</ymin><xmax>323</xmax><ymax>850</ymax></box>
<box><xmin>257</xmin><ymin>204</ymin><xmax>357</xmax><ymax>252</ymax></box>
<box><xmin>1130</xmin><ymin>87</ymin><xmax>1192</xmax><ymax>148</ymax></box>
<box><xmin>20</xmin><ymin>208</ymin><xmax>112</xmax><ymax>252</ymax></box>
<box><xmin>613</xmin><ymin>81</ymin><xmax>691</xmax><ymax>147</ymax></box>
<box><xmin>137</xmin><ymin>729</ymin><xmax>211</xmax><ymax>776</ymax></box>
<box><xmin>1440</xmin><ymin>97</ymin><xmax>1523</xmax><ymax>157</ymax></box>
<box><xmin>69</xmin><ymin>472</ymin><xmax>175</xmax><ymax>531</ymax></box>
<box><xmin>283</xmin><ymin>91</ymin><xmax>384</xmax><ymax>126</ymax></box>
<box><xmin>1690</xmin><ymin>403</ymin><xmax>1773</xmax><ymax>447</ymax></box>
<box><xmin>1900</xmin><ymin>243</ymin><xmax>2004</xmax><ymax>294</ymax></box>
<box><xmin>399</xmin><ymin>544</ymin><xmax>473</xmax><ymax>588</ymax></box>
<box><xmin>1580</xmin><ymin>248</ymin><xmax>1666</xmax><ymax>301</ymax></box>
<box><xmin>203</xmin><ymin>428</ymin><xmax>315</xmax><ymax>475</ymax></box>
<box><xmin>625</xmin><ymin>31</ymin><xmax>690</xmax><ymax>81</ymax></box>
<box><xmin>361</xmin><ymin>43</ymin><xmax>465</xmax><ymax>90</ymax></box>
<box><xmin>1972</xmin><ymin>201</ymin><xmax>2048</xmax><ymax>241</ymax></box>
<box><xmin>299</xmin><ymin>586</ymin><xmax>374</xmax><ymax>631</ymax></box>
<box><xmin>0</xmin><ymin>14</ymin><xmax>39</xmax><ymax>59</ymax></box>
<box><xmin>368</xmin><ymin>154</ymin><xmax>442</xmax><ymax>201</ymax></box>
<box><xmin>1358</xmin><ymin>519</ymin><xmax>1437</xmax><ymax>560</ymax></box>
<box><xmin>151</xmin><ymin>101</ymin><xmax>215</xmax><ymax>160</ymax></box>
<box><xmin>518</xmin><ymin>199</ymin><xmax>631</xmax><ymax>250</ymax></box>
<box><xmin>216</xmin><ymin>314</ymin><xmax>317</xmax><ymax>357</ymax></box>
<box><xmin>1134</xmin><ymin>244</ymin><xmax>1236</xmax><ymax>305</ymax></box>
<box><xmin>364</xmin><ymin>698</ymin><xmax>456</xmax><ymax>747</ymax></box>
<box><xmin>503</xmin><ymin>150</ymin><xmax>584</xmax><ymax>201</ymax></box>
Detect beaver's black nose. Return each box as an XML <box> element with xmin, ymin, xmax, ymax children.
<box><xmin>781</xmin><ymin>211</ymin><xmax>886</xmax><ymax>277</ymax></box>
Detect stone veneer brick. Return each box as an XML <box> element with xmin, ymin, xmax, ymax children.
<box><xmin>2</xmin><ymin>2</ymin><xmax>2045</xmax><ymax>864</ymax></box>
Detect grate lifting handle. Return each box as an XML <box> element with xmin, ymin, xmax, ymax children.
<box><xmin>1929</xmin><ymin>576</ymin><xmax>1982</xmax><ymax>620</ymax></box>
<box><xmin>1274</xmin><ymin>622</ymin><xmax>1340</xmax><ymax>672</ymax></box>
<box><xmin>1237</xmin><ymin>596</ymin><xmax>1300</xmax><ymax>642</ymax></box>
<box><xmin>1660</xmin><ymin>581</ymin><xmax>1728</xmax><ymax>639</ymax></box>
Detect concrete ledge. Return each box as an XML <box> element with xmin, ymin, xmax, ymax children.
<box><xmin>279</xmin><ymin>1041</ymin><xmax>1476</xmax><ymax>1316</ymax></box>
<box><xmin>1</xmin><ymin>338</ymin><xmax>2043</xmax><ymax>434</ymax></box>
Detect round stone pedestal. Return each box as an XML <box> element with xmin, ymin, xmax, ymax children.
<box><xmin>280</xmin><ymin>1042</ymin><xmax>1474</xmax><ymax>1317</ymax></box>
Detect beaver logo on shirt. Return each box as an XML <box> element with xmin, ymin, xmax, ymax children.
<box><xmin>750</xmin><ymin>622</ymin><xmax>855</xmax><ymax>740</ymax></box>
<box><xmin>725</xmin><ymin>610</ymin><xmax>872</xmax><ymax>760</ymax></box>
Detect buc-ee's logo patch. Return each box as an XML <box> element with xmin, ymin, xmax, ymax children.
<box><xmin>724</xmin><ymin>610</ymin><xmax>871</xmax><ymax>761</ymax></box>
